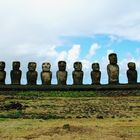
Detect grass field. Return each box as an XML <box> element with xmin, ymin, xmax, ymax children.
<box><xmin>0</xmin><ymin>91</ymin><xmax>140</xmax><ymax>139</ymax></box>
<box><xmin>0</xmin><ymin>118</ymin><xmax>140</xmax><ymax>140</ymax></box>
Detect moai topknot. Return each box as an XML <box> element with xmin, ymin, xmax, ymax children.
<box><xmin>91</xmin><ymin>63</ymin><xmax>101</xmax><ymax>85</ymax></box>
<box><xmin>107</xmin><ymin>53</ymin><xmax>119</xmax><ymax>84</ymax></box>
<box><xmin>127</xmin><ymin>62</ymin><xmax>137</xmax><ymax>84</ymax></box>
<box><xmin>26</xmin><ymin>62</ymin><xmax>38</xmax><ymax>85</ymax></box>
<box><xmin>10</xmin><ymin>61</ymin><xmax>22</xmax><ymax>85</ymax></box>
<box><xmin>56</xmin><ymin>61</ymin><xmax>67</xmax><ymax>85</ymax></box>
<box><xmin>0</xmin><ymin>61</ymin><xmax>6</xmax><ymax>84</ymax></box>
<box><xmin>72</xmin><ymin>62</ymin><xmax>83</xmax><ymax>85</ymax></box>
<box><xmin>41</xmin><ymin>62</ymin><xmax>52</xmax><ymax>85</ymax></box>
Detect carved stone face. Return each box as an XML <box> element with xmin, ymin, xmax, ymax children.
<box><xmin>13</xmin><ymin>61</ymin><xmax>20</xmax><ymax>70</ymax></box>
<box><xmin>74</xmin><ymin>62</ymin><xmax>82</xmax><ymax>71</ymax></box>
<box><xmin>58</xmin><ymin>61</ymin><xmax>66</xmax><ymax>71</ymax></box>
<box><xmin>42</xmin><ymin>62</ymin><xmax>51</xmax><ymax>72</ymax></box>
<box><xmin>28</xmin><ymin>62</ymin><xmax>36</xmax><ymax>71</ymax></box>
<box><xmin>109</xmin><ymin>53</ymin><xmax>117</xmax><ymax>65</ymax></box>
<box><xmin>0</xmin><ymin>61</ymin><xmax>5</xmax><ymax>71</ymax></box>
<box><xmin>92</xmin><ymin>63</ymin><xmax>100</xmax><ymax>71</ymax></box>
<box><xmin>128</xmin><ymin>62</ymin><xmax>136</xmax><ymax>70</ymax></box>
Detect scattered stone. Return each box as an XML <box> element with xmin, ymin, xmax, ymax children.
<box><xmin>111</xmin><ymin>115</ymin><xmax>115</xmax><ymax>118</ymax></box>
<box><xmin>63</xmin><ymin>124</ymin><xmax>70</xmax><ymax>130</ymax></box>
<box><xmin>76</xmin><ymin>116</ymin><xmax>82</xmax><ymax>119</ymax></box>
<box><xmin>66</xmin><ymin>116</ymin><xmax>72</xmax><ymax>119</ymax></box>
<box><xmin>96</xmin><ymin>114</ymin><xmax>104</xmax><ymax>119</ymax></box>
<box><xmin>121</xmin><ymin>92</ymin><xmax>128</xmax><ymax>96</ymax></box>
<box><xmin>4</xmin><ymin>101</ymin><xmax>23</xmax><ymax>110</ymax></box>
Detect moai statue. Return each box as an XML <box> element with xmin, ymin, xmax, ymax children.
<box><xmin>107</xmin><ymin>53</ymin><xmax>119</xmax><ymax>84</ymax></box>
<box><xmin>10</xmin><ymin>61</ymin><xmax>22</xmax><ymax>85</ymax></box>
<box><xmin>26</xmin><ymin>62</ymin><xmax>38</xmax><ymax>85</ymax></box>
<box><xmin>0</xmin><ymin>61</ymin><xmax>6</xmax><ymax>85</ymax></box>
<box><xmin>91</xmin><ymin>63</ymin><xmax>101</xmax><ymax>85</ymax></box>
<box><xmin>56</xmin><ymin>61</ymin><xmax>67</xmax><ymax>85</ymax></box>
<box><xmin>127</xmin><ymin>62</ymin><xmax>137</xmax><ymax>84</ymax></box>
<box><xmin>72</xmin><ymin>62</ymin><xmax>83</xmax><ymax>85</ymax></box>
<box><xmin>41</xmin><ymin>62</ymin><xmax>52</xmax><ymax>85</ymax></box>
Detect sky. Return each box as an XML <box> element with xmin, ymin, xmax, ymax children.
<box><xmin>0</xmin><ymin>0</ymin><xmax>140</xmax><ymax>85</ymax></box>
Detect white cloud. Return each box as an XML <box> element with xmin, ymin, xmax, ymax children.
<box><xmin>56</xmin><ymin>51</ymin><xmax>67</xmax><ymax>62</ymax></box>
<box><xmin>0</xmin><ymin>0</ymin><xmax>140</xmax><ymax>84</ymax></box>
<box><xmin>0</xmin><ymin>0</ymin><xmax>140</xmax><ymax>44</ymax></box>
<box><xmin>67</xmin><ymin>45</ymin><xmax>80</xmax><ymax>62</ymax></box>
<box><xmin>55</xmin><ymin>44</ymin><xmax>81</xmax><ymax>70</ymax></box>
<box><xmin>86</xmin><ymin>43</ymin><xmax>100</xmax><ymax>58</ymax></box>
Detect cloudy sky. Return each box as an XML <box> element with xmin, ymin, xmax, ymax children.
<box><xmin>0</xmin><ymin>0</ymin><xmax>140</xmax><ymax>84</ymax></box>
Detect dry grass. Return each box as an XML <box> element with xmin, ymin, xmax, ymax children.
<box><xmin>0</xmin><ymin>118</ymin><xmax>140</xmax><ymax>140</ymax></box>
<box><xmin>1</xmin><ymin>92</ymin><xmax>140</xmax><ymax>139</ymax></box>
<box><xmin>1</xmin><ymin>96</ymin><xmax>140</xmax><ymax>119</ymax></box>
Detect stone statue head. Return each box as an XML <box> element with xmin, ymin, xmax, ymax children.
<box><xmin>28</xmin><ymin>62</ymin><xmax>36</xmax><ymax>72</ymax></box>
<box><xmin>0</xmin><ymin>61</ymin><xmax>5</xmax><ymax>71</ymax></box>
<box><xmin>58</xmin><ymin>61</ymin><xmax>66</xmax><ymax>71</ymax></box>
<box><xmin>13</xmin><ymin>61</ymin><xmax>20</xmax><ymax>70</ymax></box>
<box><xmin>92</xmin><ymin>63</ymin><xmax>100</xmax><ymax>71</ymax></box>
<box><xmin>42</xmin><ymin>62</ymin><xmax>51</xmax><ymax>72</ymax></box>
<box><xmin>74</xmin><ymin>62</ymin><xmax>82</xmax><ymax>71</ymax></box>
<box><xmin>128</xmin><ymin>62</ymin><xmax>136</xmax><ymax>70</ymax></box>
<box><xmin>108</xmin><ymin>53</ymin><xmax>117</xmax><ymax>65</ymax></box>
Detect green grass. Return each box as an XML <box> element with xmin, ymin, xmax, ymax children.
<box><xmin>1</xmin><ymin>91</ymin><xmax>101</xmax><ymax>97</ymax></box>
<box><xmin>0</xmin><ymin>90</ymin><xmax>131</xmax><ymax>97</ymax></box>
<box><xmin>0</xmin><ymin>110</ymin><xmax>24</xmax><ymax>119</ymax></box>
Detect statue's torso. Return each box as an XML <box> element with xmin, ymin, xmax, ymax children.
<box><xmin>108</xmin><ymin>64</ymin><xmax>119</xmax><ymax>81</ymax></box>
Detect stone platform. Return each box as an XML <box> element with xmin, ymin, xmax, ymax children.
<box><xmin>0</xmin><ymin>84</ymin><xmax>140</xmax><ymax>91</ymax></box>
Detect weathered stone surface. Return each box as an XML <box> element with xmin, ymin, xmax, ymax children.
<box><xmin>72</xmin><ymin>62</ymin><xmax>83</xmax><ymax>85</ymax></box>
<box><xmin>91</xmin><ymin>63</ymin><xmax>101</xmax><ymax>85</ymax></box>
<box><xmin>107</xmin><ymin>53</ymin><xmax>119</xmax><ymax>84</ymax></box>
<box><xmin>127</xmin><ymin>62</ymin><xmax>137</xmax><ymax>84</ymax></box>
<box><xmin>26</xmin><ymin>62</ymin><xmax>38</xmax><ymax>85</ymax></box>
<box><xmin>0</xmin><ymin>61</ymin><xmax>6</xmax><ymax>85</ymax></box>
<box><xmin>4</xmin><ymin>101</ymin><xmax>23</xmax><ymax>110</ymax></box>
<box><xmin>41</xmin><ymin>62</ymin><xmax>52</xmax><ymax>85</ymax></box>
<box><xmin>56</xmin><ymin>61</ymin><xmax>67</xmax><ymax>85</ymax></box>
<box><xmin>10</xmin><ymin>61</ymin><xmax>22</xmax><ymax>85</ymax></box>
<box><xmin>63</xmin><ymin>124</ymin><xmax>70</xmax><ymax>130</ymax></box>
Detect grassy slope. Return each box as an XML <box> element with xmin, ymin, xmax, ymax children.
<box><xmin>0</xmin><ymin>118</ymin><xmax>140</xmax><ymax>140</ymax></box>
<box><xmin>0</xmin><ymin>91</ymin><xmax>140</xmax><ymax>139</ymax></box>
